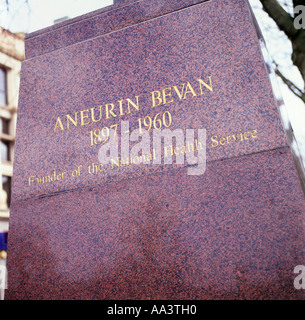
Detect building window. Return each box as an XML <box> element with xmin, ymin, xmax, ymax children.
<box><xmin>0</xmin><ymin>117</ymin><xmax>11</xmax><ymax>161</ymax></box>
<box><xmin>0</xmin><ymin>68</ymin><xmax>7</xmax><ymax>106</ymax></box>
<box><xmin>2</xmin><ymin>176</ymin><xmax>11</xmax><ymax>208</ymax></box>
<box><xmin>0</xmin><ymin>118</ymin><xmax>9</xmax><ymax>134</ymax></box>
<box><xmin>0</xmin><ymin>140</ymin><xmax>10</xmax><ymax>161</ymax></box>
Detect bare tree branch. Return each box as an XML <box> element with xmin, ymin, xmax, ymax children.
<box><xmin>259</xmin><ymin>0</ymin><xmax>298</xmax><ymax>39</ymax></box>
<box><xmin>259</xmin><ymin>0</ymin><xmax>305</xmax><ymax>104</ymax></box>
<box><xmin>274</xmin><ymin>64</ymin><xmax>305</xmax><ymax>102</ymax></box>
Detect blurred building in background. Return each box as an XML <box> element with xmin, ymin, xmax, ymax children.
<box><xmin>0</xmin><ymin>27</ymin><xmax>24</xmax><ymax>271</ymax></box>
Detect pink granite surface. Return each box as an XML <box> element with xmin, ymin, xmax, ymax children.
<box><xmin>25</xmin><ymin>0</ymin><xmax>209</xmax><ymax>59</ymax></box>
<box><xmin>6</xmin><ymin>0</ymin><xmax>305</xmax><ymax>299</ymax></box>
<box><xmin>6</xmin><ymin>148</ymin><xmax>305</xmax><ymax>299</ymax></box>
<box><xmin>13</xmin><ymin>0</ymin><xmax>286</xmax><ymax>201</ymax></box>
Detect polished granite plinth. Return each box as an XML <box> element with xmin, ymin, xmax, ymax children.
<box><xmin>6</xmin><ymin>0</ymin><xmax>305</xmax><ymax>299</ymax></box>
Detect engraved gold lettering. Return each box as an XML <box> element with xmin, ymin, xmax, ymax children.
<box><xmin>53</xmin><ymin>117</ymin><xmax>64</xmax><ymax>133</ymax></box>
<box><xmin>173</xmin><ymin>83</ymin><xmax>186</xmax><ymax>100</ymax></box>
<box><xmin>197</xmin><ymin>76</ymin><xmax>213</xmax><ymax>93</ymax></box>
<box><xmin>219</xmin><ymin>137</ymin><xmax>226</xmax><ymax>145</ymax></box>
<box><xmin>52</xmin><ymin>75</ymin><xmax>215</xmax><ymax>135</ymax></box>
<box><xmin>151</xmin><ymin>90</ymin><xmax>163</xmax><ymax>107</ymax></box>
<box><xmin>162</xmin><ymin>87</ymin><xmax>173</xmax><ymax>105</ymax></box>
<box><xmin>111</xmin><ymin>158</ymin><xmax>120</xmax><ymax>169</ymax></box>
<box><xmin>28</xmin><ymin>176</ymin><xmax>36</xmax><ymax>186</ymax></box>
<box><xmin>211</xmin><ymin>129</ymin><xmax>258</xmax><ymax>148</ymax></box>
<box><xmin>88</xmin><ymin>163</ymin><xmax>104</xmax><ymax>174</ymax></box>
<box><xmin>164</xmin><ymin>145</ymin><xmax>173</xmax><ymax>157</ymax></box>
<box><xmin>187</xmin><ymin>141</ymin><xmax>195</xmax><ymax>152</ymax></box>
<box><xmin>183</xmin><ymin>82</ymin><xmax>197</xmax><ymax>99</ymax></box>
<box><xmin>90</xmin><ymin>106</ymin><xmax>103</xmax><ymax>122</ymax></box>
<box><xmin>211</xmin><ymin>135</ymin><xmax>218</xmax><ymax>147</ymax></box>
<box><xmin>118</xmin><ymin>100</ymin><xmax>124</xmax><ymax>116</ymax></box>
<box><xmin>80</xmin><ymin>109</ymin><xmax>90</xmax><ymax>126</ymax></box>
<box><xmin>244</xmin><ymin>131</ymin><xmax>251</xmax><ymax>140</ymax></box>
<box><xmin>195</xmin><ymin>139</ymin><xmax>203</xmax><ymax>150</ymax></box>
<box><xmin>28</xmin><ymin>170</ymin><xmax>66</xmax><ymax>187</ymax></box>
<box><xmin>105</xmin><ymin>104</ymin><xmax>117</xmax><ymax>119</ymax></box>
<box><xmin>127</xmin><ymin>96</ymin><xmax>140</xmax><ymax>113</ymax></box>
<box><xmin>66</xmin><ymin>112</ymin><xmax>78</xmax><ymax>129</ymax></box>
<box><xmin>251</xmin><ymin>130</ymin><xmax>257</xmax><ymax>138</ymax></box>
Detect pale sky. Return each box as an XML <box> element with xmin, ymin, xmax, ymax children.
<box><xmin>250</xmin><ymin>0</ymin><xmax>305</xmax><ymax>166</ymax></box>
<box><xmin>28</xmin><ymin>0</ymin><xmax>113</xmax><ymax>32</ymax></box>
<box><xmin>0</xmin><ymin>0</ymin><xmax>113</xmax><ymax>33</ymax></box>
